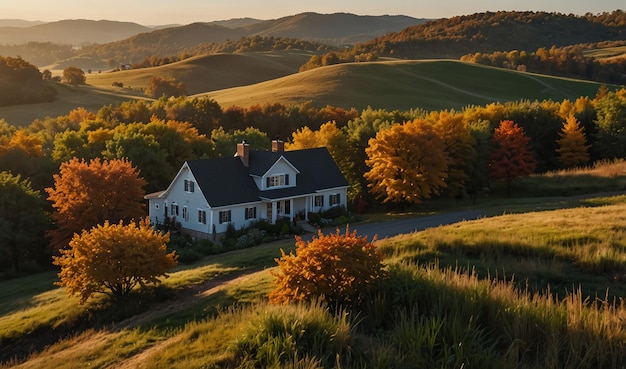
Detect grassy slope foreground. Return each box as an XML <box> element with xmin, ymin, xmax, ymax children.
<box><xmin>203</xmin><ymin>60</ymin><xmax>608</xmax><ymax>111</ymax></box>
<box><xmin>1</xmin><ymin>190</ymin><xmax>625</xmax><ymax>368</ymax></box>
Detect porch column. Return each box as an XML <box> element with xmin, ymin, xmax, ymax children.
<box><xmin>272</xmin><ymin>201</ymin><xmax>277</xmax><ymax>224</ymax></box>
<box><xmin>289</xmin><ymin>199</ymin><xmax>294</xmax><ymax>222</ymax></box>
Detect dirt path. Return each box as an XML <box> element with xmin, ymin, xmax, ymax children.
<box><xmin>11</xmin><ymin>270</ymin><xmax>264</xmax><ymax>369</ymax></box>
<box><xmin>108</xmin><ymin>271</ymin><xmax>261</xmax><ymax>369</ymax></box>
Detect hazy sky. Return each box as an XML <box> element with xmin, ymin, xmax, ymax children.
<box><xmin>1</xmin><ymin>0</ymin><xmax>623</xmax><ymax>25</ymax></box>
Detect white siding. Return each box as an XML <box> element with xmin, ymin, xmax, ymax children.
<box><xmin>310</xmin><ymin>188</ymin><xmax>348</xmax><ymax>213</ymax></box>
<box><xmin>147</xmin><ymin>198</ymin><xmax>166</xmax><ymax>225</ymax></box>
<box><xmin>262</xmin><ymin>158</ymin><xmax>298</xmax><ymax>190</ymax></box>
<box><xmin>163</xmin><ymin>166</ymin><xmax>209</xmax><ymax>234</ymax></box>
<box><xmin>209</xmin><ymin>203</ymin><xmax>263</xmax><ymax>234</ymax></box>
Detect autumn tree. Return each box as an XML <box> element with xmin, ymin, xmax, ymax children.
<box><xmin>364</xmin><ymin>119</ymin><xmax>448</xmax><ymax>206</ymax></box>
<box><xmin>341</xmin><ymin>108</ymin><xmax>426</xmax><ymax>201</ymax></box>
<box><xmin>145</xmin><ymin>76</ymin><xmax>186</xmax><ymax>98</ymax></box>
<box><xmin>286</xmin><ymin>121</ymin><xmax>352</xmax><ymax>196</ymax></box>
<box><xmin>46</xmin><ymin>158</ymin><xmax>147</xmax><ymax>250</ymax></box>
<box><xmin>0</xmin><ymin>172</ymin><xmax>49</xmax><ymax>274</ymax></box>
<box><xmin>269</xmin><ymin>228</ymin><xmax>383</xmax><ymax>306</ymax></box>
<box><xmin>556</xmin><ymin>115</ymin><xmax>590</xmax><ymax>168</ymax></box>
<box><xmin>431</xmin><ymin>111</ymin><xmax>476</xmax><ymax>197</ymax></box>
<box><xmin>211</xmin><ymin>126</ymin><xmax>270</xmax><ymax>157</ymax></box>
<box><xmin>0</xmin><ymin>125</ymin><xmax>56</xmax><ymax>191</ymax></box>
<box><xmin>54</xmin><ymin>219</ymin><xmax>177</xmax><ymax>304</ymax></box>
<box><xmin>593</xmin><ymin>91</ymin><xmax>626</xmax><ymax>159</ymax></box>
<box><xmin>151</xmin><ymin>96</ymin><xmax>222</xmax><ymax>136</ymax></box>
<box><xmin>62</xmin><ymin>66</ymin><xmax>86</xmax><ymax>85</ymax></box>
<box><xmin>489</xmin><ymin>120</ymin><xmax>537</xmax><ymax>196</ymax></box>
<box><xmin>466</xmin><ymin>119</ymin><xmax>492</xmax><ymax>202</ymax></box>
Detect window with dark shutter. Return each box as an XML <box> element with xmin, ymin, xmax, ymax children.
<box><xmin>285</xmin><ymin>174</ymin><xmax>289</xmax><ymax>185</ymax></box>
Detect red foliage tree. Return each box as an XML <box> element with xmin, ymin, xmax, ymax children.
<box><xmin>269</xmin><ymin>228</ymin><xmax>383</xmax><ymax>306</ymax></box>
<box><xmin>46</xmin><ymin>158</ymin><xmax>147</xmax><ymax>250</ymax></box>
<box><xmin>488</xmin><ymin>120</ymin><xmax>537</xmax><ymax>196</ymax></box>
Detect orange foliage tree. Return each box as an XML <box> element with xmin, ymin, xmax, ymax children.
<box><xmin>489</xmin><ymin>120</ymin><xmax>537</xmax><ymax>196</ymax></box>
<box><xmin>46</xmin><ymin>157</ymin><xmax>147</xmax><ymax>250</ymax></box>
<box><xmin>145</xmin><ymin>76</ymin><xmax>186</xmax><ymax>98</ymax></box>
<box><xmin>556</xmin><ymin>115</ymin><xmax>590</xmax><ymax>168</ymax></box>
<box><xmin>269</xmin><ymin>228</ymin><xmax>383</xmax><ymax>306</ymax></box>
<box><xmin>53</xmin><ymin>219</ymin><xmax>177</xmax><ymax>304</ymax></box>
<box><xmin>364</xmin><ymin>119</ymin><xmax>448</xmax><ymax>205</ymax></box>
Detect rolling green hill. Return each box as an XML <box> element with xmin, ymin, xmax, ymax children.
<box><xmin>0</xmin><ymin>57</ymin><xmax>610</xmax><ymax>126</ymax></box>
<box><xmin>201</xmin><ymin>60</ymin><xmax>608</xmax><ymax>111</ymax></box>
<box><xmin>86</xmin><ymin>51</ymin><xmax>316</xmax><ymax>95</ymax></box>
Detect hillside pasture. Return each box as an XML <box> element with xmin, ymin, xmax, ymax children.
<box><xmin>203</xmin><ymin>60</ymin><xmax>608</xmax><ymax>111</ymax></box>
<box><xmin>0</xmin><ymin>82</ymin><xmax>142</xmax><ymax>127</ymax></box>
<box><xmin>583</xmin><ymin>45</ymin><xmax>626</xmax><ymax>60</ymax></box>
<box><xmin>85</xmin><ymin>51</ymin><xmax>315</xmax><ymax>95</ymax></box>
<box><xmin>0</xmin><ymin>57</ymin><xmax>610</xmax><ymax>127</ymax></box>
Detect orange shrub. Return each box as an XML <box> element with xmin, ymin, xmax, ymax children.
<box><xmin>269</xmin><ymin>227</ymin><xmax>383</xmax><ymax>306</ymax></box>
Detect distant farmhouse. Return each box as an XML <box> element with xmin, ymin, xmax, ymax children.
<box><xmin>146</xmin><ymin>140</ymin><xmax>349</xmax><ymax>239</ymax></box>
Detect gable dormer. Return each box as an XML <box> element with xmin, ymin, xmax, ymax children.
<box><xmin>261</xmin><ymin>156</ymin><xmax>300</xmax><ymax>190</ymax></box>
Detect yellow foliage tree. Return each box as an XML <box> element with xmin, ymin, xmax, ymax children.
<box><xmin>269</xmin><ymin>228</ymin><xmax>383</xmax><ymax>306</ymax></box>
<box><xmin>431</xmin><ymin>111</ymin><xmax>476</xmax><ymax>197</ymax></box>
<box><xmin>53</xmin><ymin>218</ymin><xmax>177</xmax><ymax>304</ymax></box>
<box><xmin>286</xmin><ymin>126</ymin><xmax>319</xmax><ymax>150</ymax></box>
<box><xmin>364</xmin><ymin>119</ymin><xmax>448</xmax><ymax>205</ymax></box>
<box><xmin>556</xmin><ymin>115</ymin><xmax>590</xmax><ymax>168</ymax></box>
<box><xmin>8</xmin><ymin>130</ymin><xmax>44</xmax><ymax>157</ymax></box>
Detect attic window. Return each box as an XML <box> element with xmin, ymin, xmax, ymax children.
<box><xmin>184</xmin><ymin>179</ymin><xmax>195</xmax><ymax>193</ymax></box>
<box><xmin>266</xmin><ymin>174</ymin><xmax>289</xmax><ymax>188</ymax></box>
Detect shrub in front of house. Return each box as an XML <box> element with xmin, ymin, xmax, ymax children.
<box><xmin>167</xmin><ymin>233</ymin><xmax>215</xmax><ymax>264</ymax></box>
<box><xmin>308</xmin><ymin>206</ymin><xmax>361</xmax><ymax>228</ymax></box>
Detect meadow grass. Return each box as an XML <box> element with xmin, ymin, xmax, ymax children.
<box><xmin>515</xmin><ymin>159</ymin><xmax>626</xmax><ymax>197</ymax></box>
<box><xmin>582</xmin><ymin>46</ymin><xmax>626</xmax><ymax>59</ymax></box>
<box><xmin>86</xmin><ymin>51</ymin><xmax>314</xmax><ymax>95</ymax></box>
<box><xmin>205</xmin><ymin>60</ymin><xmax>606</xmax><ymax>111</ymax></box>
<box><xmin>1</xmin><ymin>57</ymin><xmax>609</xmax><ymax>127</ymax></box>
<box><xmin>2</xmin><ymin>167</ymin><xmax>626</xmax><ymax>368</ymax></box>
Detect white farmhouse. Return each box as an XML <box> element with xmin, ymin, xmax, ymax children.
<box><xmin>145</xmin><ymin>140</ymin><xmax>349</xmax><ymax>239</ymax></box>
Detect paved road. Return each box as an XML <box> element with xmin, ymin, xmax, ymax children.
<box><xmin>349</xmin><ymin>209</ymin><xmax>492</xmax><ymax>241</ymax></box>
<box><xmin>306</xmin><ymin>208</ymin><xmax>493</xmax><ymax>242</ymax></box>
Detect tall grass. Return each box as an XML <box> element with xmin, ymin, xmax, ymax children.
<box><xmin>2</xmin><ymin>193</ymin><xmax>625</xmax><ymax>368</ymax></box>
<box><xmin>516</xmin><ymin>159</ymin><xmax>626</xmax><ymax>196</ymax></box>
<box><xmin>359</xmin><ymin>263</ymin><xmax>625</xmax><ymax>369</ymax></box>
<box><xmin>379</xmin><ymin>199</ymin><xmax>626</xmax><ymax>300</ymax></box>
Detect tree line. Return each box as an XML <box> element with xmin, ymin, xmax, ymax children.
<box><xmin>460</xmin><ymin>42</ymin><xmax>626</xmax><ymax>84</ymax></box>
<box><xmin>0</xmin><ymin>56</ymin><xmax>56</xmax><ymax>106</ymax></box>
<box><xmin>2</xmin><ymin>87</ymin><xmax>626</xmax><ymax>277</ymax></box>
<box><xmin>301</xmin><ymin>10</ymin><xmax>626</xmax><ymax>84</ymax></box>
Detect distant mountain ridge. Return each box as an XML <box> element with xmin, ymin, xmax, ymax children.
<box><xmin>353</xmin><ymin>10</ymin><xmax>626</xmax><ymax>59</ymax></box>
<box><xmin>0</xmin><ymin>19</ymin><xmax>45</xmax><ymax>27</ymax></box>
<box><xmin>0</xmin><ymin>13</ymin><xmax>425</xmax><ymax>47</ymax></box>
<box><xmin>242</xmin><ymin>12</ymin><xmax>426</xmax><ymax>45</ymax></box>
<box><xmin>0</xmin><ymin>19</ymin><xmax>152</xmax><ymax>45</ymax></box>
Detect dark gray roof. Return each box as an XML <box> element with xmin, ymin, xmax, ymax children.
<box><xmin>186</xmin><ymin>147</ymin><xmax>348</xmax><ymax>208</ymax></box>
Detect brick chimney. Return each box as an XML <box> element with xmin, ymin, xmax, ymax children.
<box><xmin>272</xmin><ymin>139</ymin><xmax>285</xmax><ymax>152</ymax></box>
<box><xmin>236</xmin><ymin>140</ymin><xmax>250</xmax><ymax>167</ymax></box>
